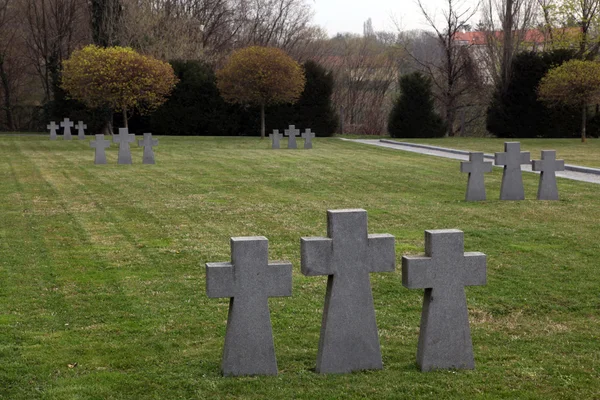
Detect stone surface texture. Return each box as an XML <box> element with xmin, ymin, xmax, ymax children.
<box><xmin>60</xmin><ymin>118</ymin><xmax>74</xmax><ymax>140</ymax></box>
<box><xmin>206</xmin><ymin>236</ymin><xmax>292</xmax><ymax>377</ymax></box>
<box><xmin>90</xmin><ymin>134</ymin><xmax>111</xmax><ymax>164</ymax></box>
<box><xmin>47</xmin><ymin>121</ymin><xmax>58</xmax><ymax>140</ymax></box>
<box><xmin>76</xmin><ymin>121</ymin><xmax>87</xmax><ymax>140</ymax></box>
<box><xmin>402</xmin><ymin>229</ymin><xmax>486</xmax><ymax>371</ymax></box>
<box><xmin>532</xmin><ymin>150</ymin><xmax>565</xmax><ymax>200</ymax></box>
<box><xmin>301</xmin><ymin>209</ymin><xmax>395</xmax><ymax>374</ymax></box>
<box><xmin>460</xmin><ymin>152</ymin><xmax>493</xmax><ymax>201</ymax></box>
<box><xmin>270</xmin><ymin>130</ymin><xmax>282</xmax><ymax>149</ymax></box>
<box><xmin>302</xmin><ymin>128</ymin><xmax>315</xmax><ymax>149</ymax></box>
<box><xmin>284</xmin><ymin>125</ymin><xmax>299</xmax><ymax>149</ymax></box>
<box><xmin>113</xmin><ymin>128</ymin><xmax>136</xmax><ymax>164</ymax></box>
<box><xmin>495</xmin><ymin>142</ymin><xmax>530</xmax><ymax>200</ymax></box>
<box><xmin>138</xmin><ymin>133</ymin><xmax>158</xmax><ymax>164</ymax></box>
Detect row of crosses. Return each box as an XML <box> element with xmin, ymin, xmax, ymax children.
<box><xmin>460</xmin><ymin>142</ymin><xmax>565</xmax><ymax>201</ymax></box>
<box><xmin>90</xmin><ymin>129</ymin><xmax>158</xmax><ymax>164</ymax></box>
<box><xmin>269</xmin><ymin>125</ymin><xmax>315</xmax><ymax>149</ymax></box>
<box><xmin>47</xmin><ymin>118</ymin><xmax>86</xmax><ymax>140</ymax></box>
<box><xmin>206</xmin><ymin>209</ymin><xmax>486</xmax><ymax>376</ymax></box>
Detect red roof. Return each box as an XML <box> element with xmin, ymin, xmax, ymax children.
<box><xmin>452</xmin><ymin>29</ymin><xmax>573</xmax><ymax>45</ymax></box>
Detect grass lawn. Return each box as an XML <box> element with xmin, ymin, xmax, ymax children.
<box><xmin>0</xmin><ymin>135</ymin><xmax>598</xmax><ymax>399</ymax></box>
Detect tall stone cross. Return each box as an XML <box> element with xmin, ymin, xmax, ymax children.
<box><xmin>302</xmin><ymin>128</ymin><xmax>315</xmax><ymax>149</ymax></box>
<box><xmin>90</xmin><ymin>134</ymin><xmax>111</xmax><ymax>164</ymax></box>
<box><xmin>269</xmin><ymin>129</ymin><xmax>282</xmax><ymax>149</ymax></box>
<box><xmin>113</xmin><ymin>127</ymin><xmax>136</xmax><ymax>164</ymax></box>
<box><xmin>47</xmin><ymin>121</ymin><xmax>58</xmax><ymax>140</ymax></box>
<box><xmin>138</xmin><ymin>133</ymin><xmax>158</xmax><ymax>164</ymax></box>
<box><xmin>60</xmin><ymin>118</ymin><xmax>74</xmax><ymax>140</ymax></box>
<box><xmin>284</xmin><ymin>125</ymin><xmax>299</xmax><ymax>149</ymax></box>
<box><xmin>495</xmin><ymin>142</ymin><xmax>530</xmax><ymax>200</ymax></box>
<box><xmin>76</xmin><ymin>121</ymin><xmax>87</xmax><ymax>140</ymax></box>
<box><xmin>402</xmin><ymin>229</ymin><xmax>486</xmax><ymax>371</ymax></box>
<box><xmin>206</xmin><ymin>236</ymin><xmax>292</xmax><ymax>376</ymax></box>
<box><xmin>532</xmin><ymin>150</ymin><xmax>564</xmax><ymax>201</ymax></box>
<box><xmin>300</xmin><ymin>209</ymin><xmax>395</xmax><ymax>374</ymax></box>
<box><xmin>460</xmin><ymin>152</ymin><xmax>493</xmax><ymax>201</ymax></box>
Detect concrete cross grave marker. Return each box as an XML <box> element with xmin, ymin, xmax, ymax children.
<box><xmin>300</xmin><ymin>209</ymin><xmax>395</xmax><ymax>374</ymax></box>
<box><xmin>460</xmin><ymin>152</ymin><xmax>493</xmax><ymax>201</ymax></box>
<box><xmin>532</xmin><ymin>150</ymin><xmax>565</xmax><ymax>201</ymax></box>
<box><xmin>495</xmin><ymin>142</ymin><xmax>530</xmax><ymax>200</ymax></box>
<box><xmin>284</xmin><ymin>125</ymin><xmax>300</xmax><ymax>149</ymax></box>
<box><xmin>76</xmin><ymin>121</ymin><xmax>87</xmax><ymax>140</ymax></box>
<box><xmin>60</xmin><ymin>118</ymin><xmax>74</xmax><ymax>140</ymax></box>
<box><xmin>90</xmin><ymin>134</ymin><xmax>111</xmax><ymax>164</ymax></box>
<box><xmin>302</xmin><ymin>128</ymin><xmax>315</xmax><ymax>149</ymax></box>
<box><xmin>47</xmin><ymin>121</ymin><xmax>58</xmax><ymax>140</ymax></box>
<box><xmin>402</xmin><ymin>229</ymin><xmax>486</xmax><ymax>371</ymax></box>
<box><xmin>113</xmin><ymin>127</ymin><xmax>136</xmax><ymax>164</ymax></box>
<box><xmin>269</xmin><ymin>129</ymin><xmax>282</xmax><ymax>149</ymax></box>
<box><xmin>206</xmin><ymin>236</ymin><xmax>292</xmax><ymax>376</ymax></box>
<box><xmin>138</xmin><ymin>133</ymin><xmax>158</xmax><ymax>164</ymax></box>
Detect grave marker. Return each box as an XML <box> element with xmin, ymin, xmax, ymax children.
<box><xmin>138</xmin><ymin>133</ymin><xmax>158</xmax><ymax>164</ymax></box>
<box><xmin>206</xmin><ymin>236</ymin><xmax>292</xmax><ymax>376</ymax></box>
<box><xmin>402</xmin><ymin>229</ymin><xmax>486</xmax><ymax>371</ymax></box>
<box><xmin>302</xmin><ymin>128</ymin><xmax>315</xmax><ymax>149</ymax></box>
<box><xmin>47</xmin><ymin>121</ymin><xmax>58</xmax><ymax>140</ymax></box>
<box><xmin>90</xmin><ymin>134</ymin><xmax>111</xmax><ymax>164</ymax></box>
<box><xmin>113</xmin><ymin>127</ymin><xmax>135</xmax><ymax>164</ymax></box>
<box><xmin>284</xmin><ymin>125</ymin><xmax>299</xmax><ymax>149</ymax></box>
<box><xmin>460</xmin><ymin>152</ymin><xmax>493</xmax><ymax>201</ymax></box>
<box><xmin>532</xmin><ymin>150</ymin><xmax>564</xmax><ymax>200</ymax></box>
<box><xmin>269</xmin><ymin>129</ymin><xmax>282</xmax><ymax>149</ymax></box>
<box><xmin>301</xmin><ymin>209</ymin><xmax>395</xmax><ymax>374</ymax></box>
<box><xmin>495</xmin><ymin>142</ymin><xmax>530</xmax><ymax>200</ymax></box>
<box><xmin>76</xmin><ymin>121</ymin><xmax>87</xmax><ymax>140</ymax></box>
<box><xmin>60</xmin><ymin>118</ymin><xmax>74</xmax><ymax>140</ymax></box>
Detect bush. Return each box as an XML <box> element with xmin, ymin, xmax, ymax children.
<box><xmin>388</xmin><ymin>72</ymin><xmax>445</xmax><ymax>138</ymax></box>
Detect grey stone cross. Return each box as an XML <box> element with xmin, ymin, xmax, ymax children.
<box><xmin>460</xmin><ymin>152</ymin><xmax>493</xmax><ymax>201</ymax></box>
<box><xmin>269</xmin><ymin>129</ymin><xmax>282</xmax><ymax>149</ymax></box>
<box><xmin>47</xmin><ymin>121</ymin><xmax>58</xmax><ymax>140</ymax></box>
<box><xmin>284</xmin><ymin>125</ymin><xmax>299</xmax><ymax>149</ymax></box>
<box><xmin>532</xmin><ymin>150</ymin><xmax>564</xmax><ymax>200</ymax></box>
<box><xmin>301</xmin><ymin>209</ymin><xmax>395</xmax><ymax>374</ymax></box>
<box><xmin>60</xmin><ymin>118</ymin><xmax>74</xmax><ymax>140</ymax></box>
<box><xmin>76</xmin><ymin>121</ymin><xmax>87</xmax><ymax>140</ymax></box>
<box><xmin>206</xmin><ymin>236</ymin><xmax>292</xmax><ymax>376</ymax></box>
<box><xmin>90</xmin><ymin>134</ymin><xmax>111</xmax><ymax>164</ymax></box>
<box><xmin>402</xmin><ymin>229</ymin><xmax>486</xmax><ymax>371</ymax></box>
<box><xmin>495</xmin><ymin>142</ymin><xmax>530</xmax><ymax>200</ymax></box>
<box><xmin>113</xmin><ymin>127</ymin><xmax>136</xmax><ymax>164</ymax></box>
<box><xmin>302</xmin><ymin>128</ymin><xmax>315</xmax><ymax>149</ymax></box>
<box><xmin>138</xmin><ymin>133</ymin><xmax>158</xmax><ymax>164</ymax></box>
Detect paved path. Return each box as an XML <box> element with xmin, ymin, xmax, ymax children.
<box><xmin>342</xmin><ymin>139</ymin><xmax>600</xmax><ymax>185</ymax></box>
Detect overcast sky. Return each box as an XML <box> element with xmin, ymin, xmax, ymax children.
<box><xmin>311</xmin><ymin>0</ymin><xmax>481</xmax><ymax>36</ymax></box>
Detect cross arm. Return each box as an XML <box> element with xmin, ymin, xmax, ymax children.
<box><xmin>460</xmin><ymin>161</ymin><xmax>473</xmax><ymax>173</ymax></box>
<box><xmin>520</xmin><ymin>152</ymin><xmax>531</xmax><ymax>164</ymax></box>
<box><xmin>462</xmin><ymin>252</ymin><xmax>486</xmax><ymax>286</ymax></box>
<box><xmin>367</xmin><ymin>234</ymin><xmax>395</xmax><ymax>273</ymax></box>
<box><xmin>494</xmin><ymin>152</ymin><xmax>507</xmax><ymax>166</ymax></box>
<box><xmin>300</xmin><ymin>237</ymin><xmax>333</xmax><ymax>276</ymax></box>
<box><xmin>401</xmin><ymin>256</ymin><xmax>432</xmax><ymax>289</ymax></box>
<box><xmin>266</xmin><ymin>262</ymin><xmax>293</xmax><ymax>297</ymax></box>
<box><xmin>206</xmin><ymin>262</ymin><xmax>235</xmax><ymax>298</ymax></box>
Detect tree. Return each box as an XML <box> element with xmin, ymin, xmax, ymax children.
<box><xmin>216</xmin><ymin>46</ymin><xmax>305</xmax><ymax>138</ymax></box>
<box><xmin>538</xmin><ymin>59</ymin><xmax>600</xmax><ymax>141</ymax></box>
<box><xmin>61</xmin><ymin>45</ymin><xmax>178</xmax><ymax>132</ymax></box>
<box><xmin>388</xmin><ymin>72</ymin><xmax>446</xmax><ymax>138</ymax></box>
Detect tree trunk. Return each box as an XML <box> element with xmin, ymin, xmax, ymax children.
<box><xmin>0</xmin><ymin>55</ymin><xmax>14</xmax><ymax>131</ymax></box>
<box><xmin>260</xmin><ymin>102</ymin><xmax>265</xmax><ymax>139</ymax></box>
<box><xmin>123</xmin><ymin>107</ymin><xmax>128</xmax><ymax>128</ymax></box>
<box><xmin>581</xmin><ymin>103</ymin><xmax>587</xmax><ymax>143</ymax></box>
<box><xmin>501</xmin><ymin>0</ymin><xmax>514</xmax><ymax>93</ymax></box>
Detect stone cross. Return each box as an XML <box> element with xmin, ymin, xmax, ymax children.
<box><xmin>302</xmin><ymin>128</ymin><xmax>315</xmax><ymax>149</ymax></box>
<box><xmin>402</xmin><ymin>229</ymin><xmax>486</xmax><ymax>371</ymax></box>
<box><xmin>206</xmin><ymin>236</ymin><xmax>292</xmax><ymax>376</ymax></box>
<box><xmin>47</xmin><ymin>121</ymin><xmax>58</xmax><ymax>140</ymax></box>
<box><xmin>76</xmin><ymin>121</ymin><xmax>87</xmax><ymax>140</ymax></box>
<box><xmin>300</xmin><ymin>209</ymin><xmax>395</xmax><ymax>374</ymax></box>
<box><xmin>138</xmin><ymin>133</ymin><xmax>158</xmax><ymax>164</ymax></box>
<box><xmin>495</xmin><ymin>142</ymin><xmax>530</xmax><ymax>200</ymax></box>
<box><xmin>90</xmin><ymin>134</ymin><xmax>111</xmax><ymax>164</ymax></box>
<box><xmin>269</xmin><ymin>129</ymin><xmax>282</xmax><ymax>149</ymax></box>
<box><xmin>460</xmin><ymin>152</ymin><xmax>493</xmax><ymax>201</ymax></box>
<box><xmin>532</xmin><ymin>150</ymin><xmax>564</xmax><ymax>201</ymax></box>
<box><xmin>113</xmin><ymin>127</ymin><xmax>136</xmax><ymax>164</ymax></box>
<box><xmin>284</xmin><ymin>125</ymin><xmax>300</xmax><ymax>149</ymax></box>
<box><xmin>60</xmin><ymin>118</ymin><xmax>74</xmax><ymax>140</ymax></box>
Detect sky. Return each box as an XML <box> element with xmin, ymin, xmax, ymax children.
<box><xmin>311</xmin><ymin>0</ymin><xmax>480</xmax><ymax>36</ymax></box>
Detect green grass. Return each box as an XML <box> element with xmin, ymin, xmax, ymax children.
<box><xmin>386</xmin><ymin>137</ymin><xmax>600</xmax><ymax>169</ymax></box>
<box><xmin>0</xmin><ymin>135</ymin><xmax>599</xmax><ymax>399</ymax></box>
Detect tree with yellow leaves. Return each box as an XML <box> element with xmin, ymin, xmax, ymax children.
<box><xmin>216</xmin><ymin>46</ymin><xmax>305</xmax><ymax>138</ymax></box>
<box><xmin>61</xmin><ymin>45</ymin><xmax>178</xmax><ymax>132</ymax></box>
